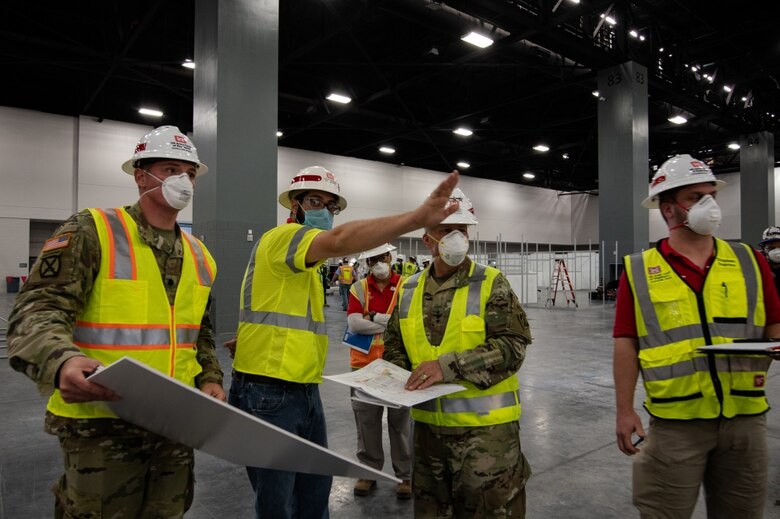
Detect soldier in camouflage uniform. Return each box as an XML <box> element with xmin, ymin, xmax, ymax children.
<box><xmin>7</xmin><ymin>126</ymin><xmax>224</xmax><ymax>518</ymax></box>
<box><xmin>383</xmin><ymin>188</ymin><xmax>532</xmax><ymax>518</ymax></box>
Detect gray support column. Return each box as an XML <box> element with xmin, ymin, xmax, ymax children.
<box><xmin>193</xmin><ymin>0</ymin><xmax>279</xmax><ymax>335</ymax></box>
<box><xmin>597</xmin><ymin>61</ymin><xmax>649</xmax><ymax>282</ymax></box>
<box><xmin>739</xmin><ymin>131</ymin><xmax>775</xmax><ymax>244</ymax></box>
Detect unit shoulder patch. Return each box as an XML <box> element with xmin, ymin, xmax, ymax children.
<box><xmin>39</xmin><ymin>255</ymin><xmax>61</xmax><ymax>277</ymax></box>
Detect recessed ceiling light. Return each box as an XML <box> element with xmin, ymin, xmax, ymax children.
<box><xmin>182</xmin><ymin>59</ymin><xmax>195</xmax><ymax>69</ymax></box>
<box><xmin>723</xmin><ymin>85</ymin><xmax>732</xmax><ymax>92</ymax></box>
<box><xmin>727</xmin><ymin>143</ymin><xmax>740</xmax><ymax>150</ymax></box>
<box><xmin>379</xmin><ymin>146</ymin><xmax>395</xmax><ymax>154</ymax></box>
<box><xmin>461</xmin><ymin>31</ymin><xmax>493</xmax><ymax>48</ymax></box>
<box><xmin>592</xmin><ymin>90</ymin><xmax>600</xmax><ymax>97</ymax></box>
<box><xmin>741</xmin><ymin>96</ymin><xmax>748</xmax><ymax>102</ymax></box>
<box><xmin>562</xmin><ymin>153</ymin><xmax>570</xmax><ymax>159</ymax></box>
<box><xmin>326</xmin><ymin>93</ymin><xmax>351</xmax><ymax>104</ymax></box>
<box><xmin>523</xmin><ymin>172</ymin><xmax>536</xmax><ymax>180</ymax></box>
<box><xmin>276</xmin><ymin>131</ymin><xmax>283</xmax><ymax>137</ymax></box>
<box><xmin>659</xmin><ymin>47</ymin><xmax>664</xmax><ymax>52</ymax></box>
<box><xmin>453</xmin><ymin>127</ymin><xmax>473</xmax><ymax>137</ymax></box>
<box><xmin>568</xmin><ymin>0</ymin><xmax>580</xmax><ymax>3</ymax></box>
<box><xmin>629</xmin><ymin>30</ymin><xmax>639</xmax><ymax>38</ymax></box>
<box><xmin>456</xmin><ymin>161</ymin><xmax>470</xmax><ymax>169</ymax></box>
<box><xmin>138</xmin><ymin>108</ymin><xmax>163</xmax><ymax>117</ymax></box>
<box><xmin>639</xmin><ymin>35</ymin><xmax>646</xmax><ymax>41</ymax></box>
<box><xmin>604</xmin><ymin>15</ymin><xmax>617</xmax><ymax>25</ymax></box>
<box><xmin>668</xmin><ymin>115</ymin><xmax>687</xmax><ymax>125</ymax></box>
<box><xmin>533</xmin><ymin>144</ymin><xmax>550</xmax><ymax>152</ymax></box>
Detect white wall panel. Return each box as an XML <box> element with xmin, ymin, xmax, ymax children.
<box><xmin>0</xmin><ymin>107</ymin><xmax>75</xmax><ymax>220</ymax></box>
<box><xmin>0</xmin><ymin>218</ymin><xmax>30</xmax><ymax>292</ymax></box>
<box><xmin>570</xmin><ymin>193</ymin><xmax>599</xmax><ymax>245</ymax></box>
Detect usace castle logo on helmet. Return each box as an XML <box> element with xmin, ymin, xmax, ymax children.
<box><xmin>135</xmin><ymin>143</ymin><xmax>147</xmax><ymax>153</ymax></box>
<box><xmin>689</xmin><ymin>160</ymin><xmax>710</xmax><ymax>175</ymax></box>
<box><xmin>174</xmin><ymin>135</ymin><xmax>187</xmax><ymax>144</ymax></box>
<box><xmin>651</xmin><ymin>175</ymin><xmax>666</xmax><ymax>187</ymax></box>
<box><xmin>326</xmin><ymin>171</ymin><xmax>335</xmax><ymax>181</ymax></box>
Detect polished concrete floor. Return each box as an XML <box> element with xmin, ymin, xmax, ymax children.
<box><xmin>1</xmin><ymin>290</ymin><xmax>779</xmax><ymax>518</ymax></box>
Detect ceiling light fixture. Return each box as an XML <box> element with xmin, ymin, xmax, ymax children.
<box><xmin>592</xmin><ymin>90</ymin><xmax>600</xmax><ymax>97</ymax></box>
<box><xmin>276</xmin><ymin>131</ymin><xmax>283</xmax><ymax>137</ymax></box>
<box><xmin>604</xmin><ymin>15</ymin><xmax>617</xmax><ymax>25</ymax></box>
<box><xmin>138</xmin><ymin>108</ymin><xmax>163</xmax><ymax>117</ymax></box>
<box><xmin>456</xmin><ymin>161</ymin><xmax>470</xmax><ymax>169</ymax></box>
<box><xmin>668</xmin><ymin>115</ymin><xmax>687</xmax><ymax>125</ymax></box>
<box><xmin>379</xmin><ymin>146</ymin><xmax>395</xmax><ymax>154</ymax></box>
<box><xmin>727</xmin><ymin>143</ymin><xmax>740</xmax><ymax>150</ymax></box>
<box><xmin>639</xmin><ymin>35</ymin><xmax>646</xmax><ymax>41</ymax></box>
<box><xmin>461</xmin><ymin>31</ymin><xmax>494</xmax><ymax>48</ymax></box>
<box><xmin>453</xmin><ymin>127</ymin><xmax>473</xmax><ymax>137</ymax></box>
<box><xmin>326</xmin><ymin>93</ymin><xmax>351</xmax><ymax>104</ymax></box>
<box><xmin>182</xmin><ymin>59</ymin><xmax>195</xmax><ymax>69</ymax></box>
<box><xmin>723</xmin><ymin>85</ymin><xmax>732</xmax><ymax>92</ymax></box>
<box><xmin>523</xmin><ymin>172</ymin><xmax>536</xmax><ymax>180</ymax></box>
<box><xmin>629</xmin><ymin>30</ymin><xmax>639</xmax><ymax>38</ymax></box>
<box><xmin>659</xmin><ymin>47</ymin><xmax>664</xmax><ymax>52</ymax></box>
<box><xmin>562</xmin><ymin>153</ymin><xmax>570</xmax><ymax>159</ymax></box>
<box><xmin>533</xmin><ymin>144</ymin><xmax>550</xmax><ymax>152</ymax></box>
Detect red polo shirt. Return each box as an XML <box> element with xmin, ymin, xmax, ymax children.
<box><xmin>347</xmin><ymin>272</ymin><xmax>401</xmax><ymax>315</ymax></box>
<box><xmin>613</xmin><ymin>238</ymin><xmax>780</xmax><ymax>338</ymax></box>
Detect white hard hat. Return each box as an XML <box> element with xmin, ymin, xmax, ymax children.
<box><xmin>760</xmin><ymin>226</ymin><xmax>780</xmax><ymax>246</ymax></box>
<box><xmin>642</xmin><ymin>154</ymin><xmax>725</xmax><ymax>208</ymax></box>
<box><xmin>121</xmin><ymin>126</ymin><xmax>207</xmax><ymax>176</ymax></box>
<box><xmin>358</xmin><ymin>243</ymin><xmax>396</xmax><ymax>260</ymax></box>
<box><xmin>396</xmin><ymin>254</ymin><xmax>405</xmax><ymax>260</ymax></box>
<box><xmin>278</xmin><ymin>166</ymin><xmax>347</xmax><ymax>211</ymax></box>
<box><xmin>440</xmin><ymin>187</ymin><xmax>478</xmax><ymax>225</ymax></box>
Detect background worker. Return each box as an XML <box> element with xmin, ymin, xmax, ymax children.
<box><xmin>227</xmin><ymin>166</ymin><xmax>460</xmax><ymax>519</ymax></box>
<box><xmin>346</xmin><ymin>243</ymin><xmax>412</xmax><ymax>499</ymax></box>
<box><xmin>392</xmin><ymin>255</ymin><xmax>405</xmax><ymax>276</ymax></box>
<box><xmin>6</xmin><ymin>126</ymin><xmax>224</xmax><ymax>518</ymax></box>
<box><xmin>332</xmin><ymin>257</ymin><xmax>355</xmax><ymax>310</ymax></box>
<box><xmin>613</xmin><ymin>154</ymin><xmax>780</xmax><ymax>518</ymax></box>
<box><xmin>384</xmin><ymin>187</ymin><xmax>532</xmax><ymax>517</ymax></box>
<box><xmin>403</xmin><ymin>256</ymin><xmax>420</xmax><ymax>277</ymax></box>
<box><xmin>759</xmin><ymin>226</ymin><xmax>780</xmax><ymax>296</ymax></box>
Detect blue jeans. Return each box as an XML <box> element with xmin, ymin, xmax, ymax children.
<box><xmin>339</xmin><ymin>284</ymin><xmax>350</xmax><ymax>310</ymax></box>
<box><xmin>229</xmin><ymin>374</ymin><xmax>332</xmax><ymax>519</ymax></box>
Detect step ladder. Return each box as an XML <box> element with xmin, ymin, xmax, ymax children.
<box><xmin>545</xmin><ymin>259</ymin><xmax>578</xmax><ymax>308</ymax></box>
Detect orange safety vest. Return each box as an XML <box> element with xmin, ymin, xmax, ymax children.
<box><xmin>348</xmin><ymin>277</ymin><xmax>399</xmax><ymax>367</ymax></box>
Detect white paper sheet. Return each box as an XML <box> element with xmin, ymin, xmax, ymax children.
<box><xmin>88</xmin><ymin>357</ymin><xmax>398</xmax><ymax>483</ymax></box>
<box><xmin>697</xmin><ymin>342</ymin><xmax>780</xmax><ymax>355</ymax></box>
<box><xmin>324</xmin><ymin>359</ymin><xmax>466</xmax><ymax>408</ymax></box>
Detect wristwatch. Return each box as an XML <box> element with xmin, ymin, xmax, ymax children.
<box><xmin>368</xmin><ymin>311</ymin><xmax>377</xmax><ymax>321</ymax></box>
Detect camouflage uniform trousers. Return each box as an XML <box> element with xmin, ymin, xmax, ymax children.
<box><xmin>53</xmin><ymin>426</ymin><xmax>194</xmax><ymax>519</ymax></box>
<box><xmin>413</xmin><ymin>421</ymin><xmax>531</xmax><ymax>518</ymax></box>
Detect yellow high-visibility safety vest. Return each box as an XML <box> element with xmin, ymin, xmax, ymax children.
<box><xmin>339</xmin><ymin>266</ymin><xmax>353</xmax><ymax>284</ymax></box>
<box><xmin>625</xmin><ymin>239</ymin><xmax>770</xmax><ymax>420</ymax></box>
<box><xmin>47</xmin><ymin>207</ymin><xmax>216</xmax><ymax>419</ymax></box>
<box><xmin>398</xmin><ymin>262</ymin><xmax>521</xmax><ymax>427</ymax></box>
<box><xmin>234</xmin><ymin>224</ymin><xmax>328</xmax><ymax>383</ymax></box>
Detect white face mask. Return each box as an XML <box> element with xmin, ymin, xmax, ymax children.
<box><xmin>683</xmin><ymin>194</ymin><xmax>721</xmax><ymax>236</ymax></box>
<box><xmin>768</xmin><ymin>248</ymin><xmax>780</xmax><ymax>265</ymax></box>
<box><xmin>143</xmin><ymin>171</ymin><xmax>194</xmax><ymax>210</ymax></box>
<box><xmin>370</xmin><ymin>261</ymin><xmax>391</xmax><ymax>279</ymax></box>
<box><xmin>434</xmin><ymin>230</ymin><xmax>470</xmax><ymax>266</ymax></box>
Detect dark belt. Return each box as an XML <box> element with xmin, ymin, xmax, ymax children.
<box><xmin>233</xmin><ymin>370</ymin><xmax>307</xmax><ymax>388</ymax></box>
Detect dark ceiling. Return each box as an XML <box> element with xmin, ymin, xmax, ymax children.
<box><xmin>3</xmin><ymin>0</ymin><xmax>779</xmax><ymax>192</ymax></box>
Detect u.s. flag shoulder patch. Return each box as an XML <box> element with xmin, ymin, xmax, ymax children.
<box><xmin>42</xmin><ymin>234</ymin><xmax>72</xmax><ymax>253</ymax></box>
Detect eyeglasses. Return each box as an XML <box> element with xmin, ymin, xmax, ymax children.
<box><xmin>301</xmin><ymin>196</ymin><xmax>341</xmax><ymax>215</ymax></box>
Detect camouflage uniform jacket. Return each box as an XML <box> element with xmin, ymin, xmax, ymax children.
<box><xmin>7</xmin><ymin>203</ymin><xmax>223</xmax><ymax>437</ymax></box>
<box><xmin>383</xmin><ymin>257</ymin><xmax>531</xmax><ymax>434</ymax></box>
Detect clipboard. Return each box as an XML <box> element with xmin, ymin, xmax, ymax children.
<box><xmin>697</xmin><ymin>341</ymin><xmax>780</xmax><ymax>355</ymax></box>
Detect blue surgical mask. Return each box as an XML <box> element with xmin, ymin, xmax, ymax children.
<box><xmin>303</xmin><ymin>208</ymin><xmax>334</xmax><ymax>230</ymax></box>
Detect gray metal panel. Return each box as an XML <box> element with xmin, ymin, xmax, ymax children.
<box><xmin>740</xmin><ymin>132</ymin><xmax>775</xmax><ymax>241</ymax></box>
<box><xmin>597</xmin><ymin>61</ymin><xmax>650</xmax><ymax>281</ymax></box>
<box><xmin>193</xmin><ymin>0</ymin><xmax>280</xmax><ymax>335</ymax></box>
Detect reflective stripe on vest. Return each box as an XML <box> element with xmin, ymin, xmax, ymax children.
<box><xmin>399</xmin><ymin>264</ymin><xmax>486</xmax><ymax>318</ymax></box>
<box><xmin>182</xmin><ymin>232</ymin><xmax>215</xmax><ymax>287</ymax></box>
<box><xmin>414</xmin><ymin>390</ymin><xmax>519</xmax><ymax>414</ymax></box>
<box><xmin>626</xmin><ymin>239</ymin><xmax>769</xmax><ymax>419</ymax></box>
<box><xmin>73</xmin><ymin>324</ymin><xmax>200</xmax><ymax>349</ymax></box>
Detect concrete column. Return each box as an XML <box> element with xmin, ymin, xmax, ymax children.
<box><xmin>193</xmin><ymin>0</ymin><xmax>279</xmax><ymax>335</ymax></box>
<box><xmin>739</xmin><ymin>131</ymin><xmax>775</xmax><ymax>244</ymax></box>
<box><xmin>597</xmin><ymin>61</ymin><xmax>649</xmax><ymax>282</ymax></box>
